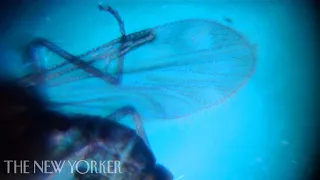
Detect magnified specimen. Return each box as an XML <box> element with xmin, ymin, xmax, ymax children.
<box><xmin>12</xmin><ymin>5</ymin><xmax>256</xmax><ymax>179</ymax></box>
<box><xmin>20</xmin><ymin>4</ymin><xmax>255</xmax><ymax>121</ymax></box>
<box><xmin>0</xmin><ymin>80</ymin><xmax>172</xmax><ymax>180</ymax></box>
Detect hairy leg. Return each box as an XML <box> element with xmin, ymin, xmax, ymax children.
<box><xmin>22</xmin><ymin>38</ymin><xmax>124</xmax><ymax>86</ymax></box>
<box><xmin>22</xmin><ymin>4</ymin><xmax>128</xmax><ymax>86</ymax></box>
<box><xmin>107</xmin><ymin>106</ymin><xmax>150</xmax><ymax>148</ymax></box>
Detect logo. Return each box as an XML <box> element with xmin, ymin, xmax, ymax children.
<box><xmin>3</xmin><ymin>160</ymin><xmax>123</xmax><ymax>175</ymax></box>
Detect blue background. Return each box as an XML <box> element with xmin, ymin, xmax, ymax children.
<box><xmin>0</xmin><ymin>1</ymin><xmax>318</xmax><ymax>179</ymax></box>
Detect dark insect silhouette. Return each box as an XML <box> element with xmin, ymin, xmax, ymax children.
<box><xmin>0</xmin><ymin>79</ymin><xmax>172</xmax><ymax>180</ymax></box>
<box><xmin>17</xmin><ymin>3</ymin><xmax>256</xmax><ymax>148</ymax></box>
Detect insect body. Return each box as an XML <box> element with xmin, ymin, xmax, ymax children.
<box><xmin>47</xmin><ymin>115</ymin><xmax>172</xmax><ymax>180</ymax></box>
<box><xmin>0</xmin><ymin>80</ymin><xmax>172</xmax><ymax>180</ymax></box>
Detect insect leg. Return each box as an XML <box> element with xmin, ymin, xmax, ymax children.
<box><xmin>98</xmin><ymin>4</ymin><xmax>127</xmax><ymax>84</ymax></box>
<box><xmin>23</xmin><ymin>38</ymin><xmax>123</xmax><ymax>85</ymax></box>
<box><xmin>22</xmin><ymin>5</ymin><xmax>132</xmax><ymax>86</ymax></box>
<box><xmin>98</xmin><ymin>4</ymin><xmax>126</xmax><ymax>37</ymax></box>
<box><xmin>106</xmin><ymin>106</ymin><xmax>150</xmax><ymax>148</ymax></box>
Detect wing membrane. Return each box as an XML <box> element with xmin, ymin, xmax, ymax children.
<box><xmin>117</xmin><ymin>19</ymin><xmax>255</xmax><ymax>119</ymax></box>
<box><xmin>22</xmin><ymin>19</ymin><xmax>255</xmax><ymax>119</ymax></box>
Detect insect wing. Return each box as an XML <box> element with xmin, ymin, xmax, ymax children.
<box><xmin>118</xmin><ymin>19</ymin><xmax>256</xmax><ymax>119</ymax></box>
<box><xmin>23</xmin><ymin>19</ymin><xmax>255</xmax><ymax>120</ymax></box>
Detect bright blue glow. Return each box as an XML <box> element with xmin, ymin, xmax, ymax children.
<box><xmin>0</xmin><ymin>1</ymin><xmax>317</xmax><ymax>179</ymax></box>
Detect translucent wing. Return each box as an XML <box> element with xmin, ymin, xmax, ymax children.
<box><xmin>21</xmin><ymin>19</ymin><xmax>255</xmax><ymax>120</ymax></box>
<box><xmin>118</xmin><ymin>19</ymin><xmax>256</xmax><ymax>119</ymax></box>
